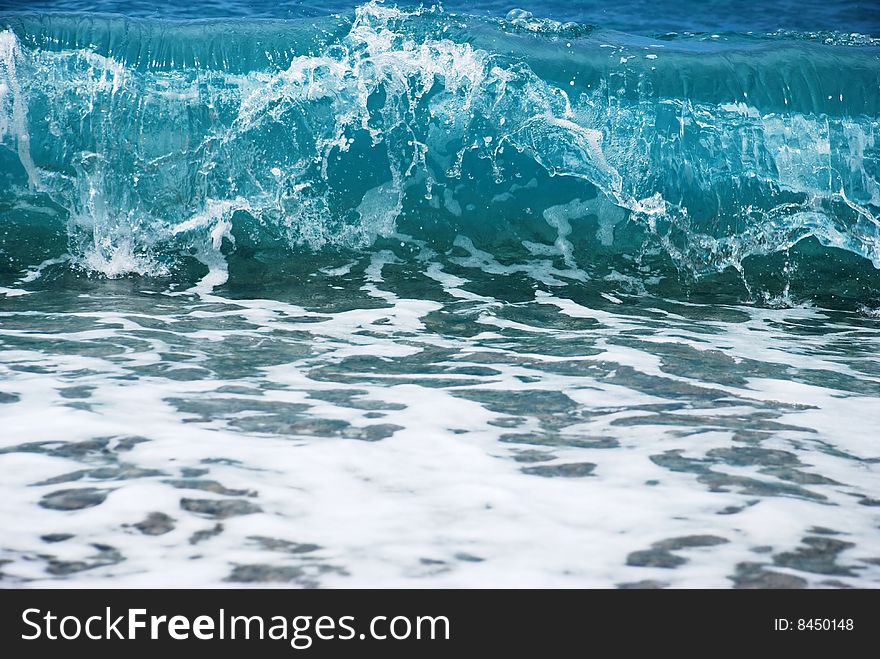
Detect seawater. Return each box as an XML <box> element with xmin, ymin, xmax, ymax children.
<box><xmin>0</xmin><ymin>0</ymin><xmax>879</xmax><ymax>587</ymax></box>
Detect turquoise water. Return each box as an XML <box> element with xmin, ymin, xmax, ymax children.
<box><xmin>0</xmin><ymin>1</ymin><xmax>879</xmax><ymax>587</ymax></box>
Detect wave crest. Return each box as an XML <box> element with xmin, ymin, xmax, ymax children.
<box><xmin>0</xmin><ymin>2</ymin><xmax>878</xmax><ymax>294</ymax></box>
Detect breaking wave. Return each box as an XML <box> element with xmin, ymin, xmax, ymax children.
<box><xmin>1</xmin><ymin>2</ymin><xmax>879</xmax><ymax>302</ymax></box>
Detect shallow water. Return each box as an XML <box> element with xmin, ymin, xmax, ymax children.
<box><xmin>0</xmin><ymin>1</ymin><xmax>879</xmax><ymax>588</ymax></box>
<box><xmin>2</xmin><ymin>255</ymin><xmax>880</xmax><ymax>587</ymax></box>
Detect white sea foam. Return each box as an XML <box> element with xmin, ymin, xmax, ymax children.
<box><xmin>1</xmin><ymin>252</ymin><xmax>878</xmax><ymax>587</ymax></box>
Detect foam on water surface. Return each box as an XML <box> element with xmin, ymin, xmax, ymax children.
<box><xmin>0</xmin><ymin>1</ymin><xmax>879</xmax><ymax>588</ymax></box>
<box><xmin>1</xmin><ymin>251</ymin><xmax>879</xmax><ymax>587</ymax></box>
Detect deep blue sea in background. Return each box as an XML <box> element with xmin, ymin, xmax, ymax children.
<box><xmin>1</xmin><ymin>0</ymin><xmax>878</xmax><ymax>34</ymax></box>
<box><xmin>0</xmin><ymin>1</ymin><xmax>879</xmax><ymax>588</ymax></box>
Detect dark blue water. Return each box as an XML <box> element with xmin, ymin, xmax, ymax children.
<box><xmin>2</xmin><ymin>0</ymin><xmax>879</xmax><ymax>35</ymax></box>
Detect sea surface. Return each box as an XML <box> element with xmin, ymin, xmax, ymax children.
<box><xmin>0</xmin><ymin>0</ymin><xmax>879</xmax><ymax>587</ymax></box>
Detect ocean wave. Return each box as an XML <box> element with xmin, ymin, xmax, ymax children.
<box><xmin>0</xmin><ymin>2</ymin><xmax>878</xmax><ymax>299</ymax></box>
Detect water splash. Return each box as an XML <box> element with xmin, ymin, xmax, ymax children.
<box><xmin>0</xmin><ymin>2</ymin><xmax>878</xmax><ymax>292</ymax></box>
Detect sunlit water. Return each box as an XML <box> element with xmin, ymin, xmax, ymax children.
<box><xmin>1</xmin><ymin>1</ymin><xmax>879</xmax><ymax>587</ymax></box>
<box><xmin>3</xmin><ymin>254</ymin><xmax>880</xmax><ymax>587</ymax></box>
